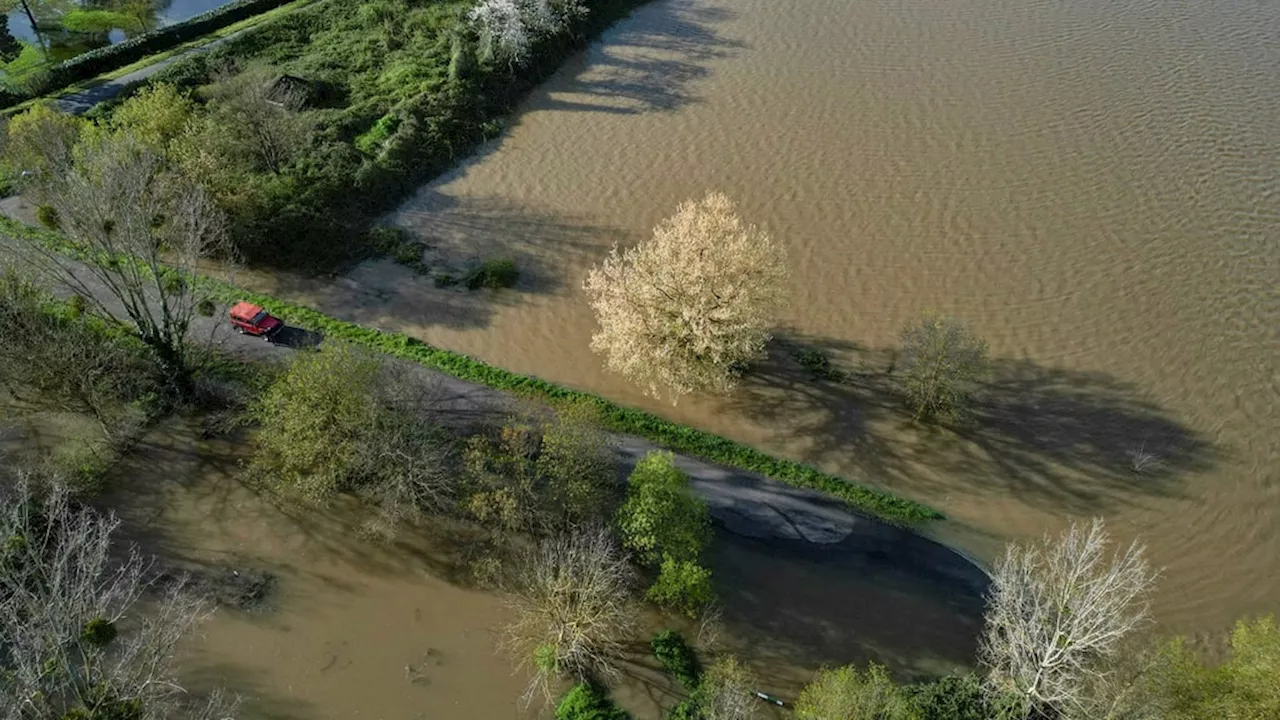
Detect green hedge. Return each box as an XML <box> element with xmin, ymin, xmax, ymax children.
<box><xmin>0</xmin><ymin>216</ymin><xmax>943</xmax><ymax>524</ymax></box>
<box><xmin>651</xmin><ymin>630</ymin><xmax>700</xmax><ymax>691</ymax></box>
<box><xmin>1</xmin><ymin>0</ymin><xmax>299</xmax><ymax>107</ymax></box>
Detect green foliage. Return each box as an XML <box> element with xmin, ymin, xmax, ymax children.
<box><xmin>898</xmin><ymin>314</ymin><xmax>989</xmax><ymax>421</ymax></box>
<box><xmin>1159</xmin><ymin>615</ymin><xmax>1280</xmax><ymax>720</ymax></box>
<box><xmin>904</xmin><ymin>674</ymin><xmax>1024</xmax><ymax>720</ymax></box>
<box><xmin>663</xmin><ymin>700</ymin><xmax>697</xmax><ymax>720</ymax></box>
<box><xmin>249</xmin><ymin>342</ymin><xmax>382</xmax><ymax>501</ymax></box>
<box><xmin>109</xmin><ymin>83</ymin><xmax>195</xmax><ymax>150</ymax></box>
<box><xmin>464</xmin><ymin>257</ymin><xmax>519</xmax><ymax>289</ymax></box>
<box><xmin>2</xmin><ymin>215</ymin><xmax>944</xmax><ymax>525</ymax></box>
<box><xmin>5</xmin><ymin>102</ymin><xmax>87</xmax><ymax>179</ymax></box>
<box><xmin>66</xmin><ymin>294</ymin><xmax>87</xmax><ymax>318</ymax></box>
<box><xmin>196</xmin><ymin>298</ymin><xmax>216</xmax><ymax>317</ymax></box>
<box><xmin>795</xmin><ymin>663</ymin><xmax>915</xmax><ymax>720</ymax></box>
<box><xmin>555</xmin><ymin>683</ymin><xmax>630</xmax><ymax>720</ymax></box>
<box><xmin>355</xmin><ymin>112</ymin><xmax>401</xmax><ymax>155</ymax></box>
<box><xmin>616</xmin><ymin>451</ymin><xmax>709</xmax><ymax>566</ymax></box>
<box><xmin>81</xmin><ymin>617</ymin><xmax>118</xmax><ymax>648</ymax></box>
<box><xmin>651</xmin><ymin>630</ymin><xmax>700</xmax><ymax>690</ymax></box>
<box><xmin>793</xmin><ymin>347</ymin><xmax>846</xmax><ymax>382</ymax></box>
<box><xmin>36</xmin><ymin>204</ymin><xmax>60</xmax><ymax>230</ymax></box>
<box><xmin>533</xmin><ymin>643</ymin><xmax>560</xmax><ymax>673</ymax></box>
<box><xmin>61</xmin><ymin>10</ymin><xmax>144</xmax><ymax>34</ymax></box>
<box><xmin>646</xmin><ymin>557</ymin><xmax>713</xmax><ymax>617</ymax></box>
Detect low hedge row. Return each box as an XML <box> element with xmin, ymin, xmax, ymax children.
<box><xmin>1</xmin><ymin>0</ymin><xmax>299</xmax><ymax>107</ymax></box>
<box><xmin>0</xmin><ymin>216</ymin><xmax>943</xmax><ymax>524</ymax></box>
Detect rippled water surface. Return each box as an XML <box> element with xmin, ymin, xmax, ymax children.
<box><xmin>222</xmin><ymin>0</ymin><xmax>1280</xmax><ymax>636</ymax></box>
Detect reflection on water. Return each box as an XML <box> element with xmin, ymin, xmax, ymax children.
<box><xmin>3</xmin><ymin>0</ymin><xmax>235</xmax><ymax>68</ymax></box>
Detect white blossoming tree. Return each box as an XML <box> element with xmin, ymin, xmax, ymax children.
<box><xmin>584</xmin><ymin>192</ymin><xmax>788</xmax><ymax>403</ymax></box>
<box><xmin>469</xmin><ymin>0</ymin><xmax>585</xmax><ymax>67</ymax></box>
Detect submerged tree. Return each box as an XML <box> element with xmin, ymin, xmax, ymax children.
<box><xmin>503</xmin><ymin>527</ymin><xmax>637</xmax><ymax>706</ymax></box>
<box><xmin>584</xmin><ymin>192</ymin><xmax>788</xmax><ymax>403</ymax></box>
<box><xmin>0</xmin><ymin>477</ymin><xmax>237</xmax><ymax>720</ymax></box>
<box><xmin>694</xmin><ymin>655</ymin><xmax>760</xmax><ymax>720</ymax></box>
<box><xmin>980</xmin><ymin>518</ymin><xmax>1158</xmax><ymax>718</ymax></box>
<box><xmin>897</xmin><ymin>314</ymin><xmax>989</xmax><ymax>421</ymax></box>
<box><xmin>793</xmin><ymin>663</ymin><xmax>915</xmax><ymax>720</ymax></box>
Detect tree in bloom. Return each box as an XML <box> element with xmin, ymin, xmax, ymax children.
<box><xmin>584</xmin><ymin>192</ymin><xmax>787</xmax><ymax>403</ymax></box>
<box><xmin>469</xmin><ymin>0</ymin><xmax>585</xmax><ymax>67</ymax></box>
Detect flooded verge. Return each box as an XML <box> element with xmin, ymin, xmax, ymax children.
<box><xmin>222</xmin><ymin>0</ymin><xmax>1278</xmax><ymax>634</ymax></box>
<box><xmin>96</xmin><ymin>416</ymin><xmax>985</xmax><ymax>718</ymax></box>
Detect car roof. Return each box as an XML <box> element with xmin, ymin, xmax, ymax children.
<box><xmin>230</xmin><ymin>301</ymin><xmax>264</xmax><ymax>318</ymax></box>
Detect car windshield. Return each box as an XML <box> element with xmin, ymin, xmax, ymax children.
<box><xmin>250</xmin><ymin>310</ymin><xmax>269</xmax><ymax>325</ymax></box>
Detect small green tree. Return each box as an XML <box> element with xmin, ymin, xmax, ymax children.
<box><xmin>250</xmin><ymin>343</ymin><xmax>382</xmax><ymax>501</ymax></box>
<box><xmin>615</xmin><ymin>451</ymin><xmax>710</xmax><ymax>566</ymax></box>
<box><xmin>904</xmin><ymin>674</ymin><xmax>1024</xmax><ymax>720</ymax></box>
<box><xmin>693</xmin><ymin>656</ymin><xmax>758</xmax><ymax>720</ymax></box>
<box><xmin>897</xmin><ymin>314</ymin><xmax>989</xmax><ymax>421</ymax></box>
<box><xmin>794</xmin><ymin>663</ymin><xmax>914</xmax><ymax>720</ymax></box>
<box><xmin>646</xmin><ymin>557</ymin><xmax>713</xmax><ymax>617</ymax></box>
<box><xmin>109</xmin><ymin>83</ymin><xmax>196</xmax><ymax>151</ymax></box>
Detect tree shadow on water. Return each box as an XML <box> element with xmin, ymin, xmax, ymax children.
<box><xmin>721</xmin><ymin>333</ymin><xmax>1221</xmax><ymax>516</ymax></box>
<box><xmin>538</xmin><ymin>0</ymin><xmax>746</xmax><ymax>115</ymax></box>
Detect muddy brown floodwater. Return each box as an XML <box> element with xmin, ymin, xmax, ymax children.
<box><xmin>93</xmin><ymin>419</ymin><xmax>983</xmax><ymax>719</ymax></box>
<box><xmin>239</xmin><ymin>0</ymin><xmax>1280</xmax><ymax>636</ymax></box>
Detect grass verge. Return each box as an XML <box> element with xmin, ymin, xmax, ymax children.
<box><xmin>0</xmin><ymin>215</ymin><xmax>943</xmax><ymax>524</ymax></box>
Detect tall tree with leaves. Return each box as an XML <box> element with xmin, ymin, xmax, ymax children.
<box><xmin>7</xmin><ymin>129</ymin><xmax>230</xmax><ymax>389</ymax></box>
<box><xmin>585</xmin><ymin>192</ymin><xmax>788</xmax><ymax>403</ymax></box>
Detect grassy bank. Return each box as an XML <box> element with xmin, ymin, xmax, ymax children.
<box><xmin>79</xmin><ymin>0</ymin><xmax>655</xmax><ymax>272</ymax></box>
<box><xmin>0</xmin><ymin>217</ymin><xmax>941</xmax><ymax>524</ymax></box>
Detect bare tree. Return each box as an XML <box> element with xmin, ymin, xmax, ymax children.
<box><xmin>502</xmin><ymin>527</ymin><xmax>637</xmax><ymax>706</ymax></box>
<box><xmin>980</xmin><ymin>518</ymin><xmax>1158</xmax><ymax>718</ymax></box>
<box><xmin>695</xmin><ymin>655</ymin><xmax>760</xmax><ymax>720</ymax></box>
<box><xmin>5</xmin><ymin>132</ymin><xmax>231</xmax><ymax>389</ymax></box>
<box><xmin>898</xmin><ymin>314</ymin><xmax>989</xmax><ymax>421</ymax></box>
<box><xmin>0</xmin><ymin>476</ymin><xmax>237</xmax><ymax>720</ymax></box>
<box><xmin>584</xmin><ymin>192</ymin><xmax>788</xmax><ymax>403</ymax></box>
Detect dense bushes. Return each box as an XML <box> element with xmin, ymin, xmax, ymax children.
<box><xmin>0</xmin><ymin>0</ymin><xmax>302</xmax><ymax>106</ymax></box>
<box><xmin>555</xmin><ymin>683</ymin><xmax>629</xmax><ymax>720</ymax></box>
<box><xmin>103</xmin><ymin>0</ymin><xmax>652</xmax><ymax>270</ymax></box>
<box><xmin>651</xmin><ymin>630</ymin><xmax>700</xmax><ymax>691</ymax></box>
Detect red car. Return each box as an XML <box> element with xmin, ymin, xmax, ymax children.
<box><xmin>228</xmin><ymin>301</ymin><xmax>283</xmax><ymax>339</ymax></box>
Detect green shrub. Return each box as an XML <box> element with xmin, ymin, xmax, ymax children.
<box><xmin>464</xmin><ymin>257</ymin><xmax>519</xmax><ymax>290</ymax></box>
<box><xmin>555</xmin><ymin>683</ymin><xmax>629</xmax><ymax>720</ymax></box>
<box><xmin>904</xmin><ymin>674</ymin><xmax>1024</xmax><ymax>720</ymax></box>
<box><xmin>795</xmin><ymin>664</ymin><xmax>915</xmax><ymax>720</ymax></box>
<box><xmin>646</xmin><ymin>557</ymin><xmax>714</xmax><ymax>617</ymax></box>
<box><xmin>651</xmin><ymin>630</ymin><xmax>700</xmax><ymax>690</ymax></box>
<box><xmin>81</xmin><ymin>617</ymin><xmax>118</xmax><ymax>647</ymax></box>
<box><xmin>663</xmin><ymin>700</ymin><xmax>697</xmax><ymax>720</ymax></box>
<box><xmin>355</xmin><ymin>112</ymin><xmax>402</xmax><ymax>155</ymax></box>
<box><xmin>66</xmin><ymin>293</ymin><xmax>87</xmax><ymax>319</ymax></box>
<box><xmin>35</xmin><ymin>205</ymin><xmax>59</xmax><ymax>230</ymax></box>
<box><xmin>392</xmin><ymin>241</ymin><xmax>424</xmax><ymax>267</ymax></box>
<box><xmin>196</xmin><ymin>298</ymin><xmax>217</xmax><ymax>317</ymax></box>
<box><xmin>616</xmin><ymin>451</ymin><xmax>709</xmax><ymax>567</ymax></box>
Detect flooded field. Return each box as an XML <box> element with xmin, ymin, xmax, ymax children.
<box><xmin>76</xmin><ymin>417</ymin><xmax>981</xmax><ymax>718</ymax></box>
<box><xmin>237</xmin><ymin>0</ymin><xmax>1279</xmax><ymax>634</ymax></box>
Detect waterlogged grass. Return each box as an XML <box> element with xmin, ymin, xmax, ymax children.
<box><xmin>0</xmin><ymin>220</ymin><xmax>942</xmax><ymax>525</ymax></box>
